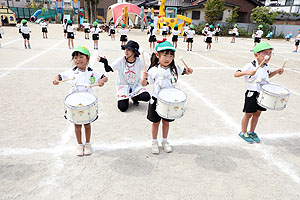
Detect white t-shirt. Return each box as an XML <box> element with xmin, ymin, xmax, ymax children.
<box><xmin>66</xmin><ymin>25</ymin><xmax>74</xmax><ymax>33</ymax></box>
<box><xmin>63</xmin><ymin>23</ymin><xmax>67</xmax><ymax>30</ymax></box>
<box><xmin>147</xmin><ymin>65</ymin><xmax>184</xmax><ymax>98</ymax></box>
<box><xmin>111</xmin><ymin>57</ymin><xmax>147</xmax><ymax>100</ymax></box>
<box><xmin>162</xmin><ymin>26</ymin><xmax>168</xmax><ymax>31</ymax></box>
<box><xmin>187</xmin><ymin>30</ymin><xmax>195</xmax><ymax>38</ymax></box>
<box><xmin>238</xmin><ymin>60</ymin><xmax>270</xmax><ymax>92</ymax></box>
<box><xmin>40</xmin><ymin>22</ymin><xmax>47</xmax><ymax>28</ymax></box>
<box><xmin>59</xmin><ymin>67</ymin><xmax>104</xmax><ymax>93</ymax></box>
<box><xmin>90</xmin><ymin>27</ymin><xmax>101</xmax><ymax>34</ymax></box>
<box><xmin>83</xmin><ymin>23</ymin><xmax>90</xmax><ymax>29</ymax></box>
<box><xmin>119</xmin><ymin>28</ymin><xmax>129</xmax><ymax>35</ymax></box>
<box><xmin>183</xmin><ymin>26</ymin><xmax>189</xmax><ymax>33</ymax></box>
<box><xmin>232</xmin><ymin>28</ymin><xmax>238</xmax><ymax>34</ymax></box>
<box><xmin>206</xmin><ymin>30</ymin><xmax>214</xmax><ymax>37</ymax></box>
<box><xmin>16</xmin><ymin>24</ymin><xmax>21</xmax><ymax>29</ymax></box>
<box><xmin>21</xmin><ymin>26</ymin><xmax>31</xmax><ymax>34</ymax></box>
<box><xmin>296</xmin><ymin>33</ymin><xmax>300</xmax><ymax>41</ymax></box>
<box><xmin>255</xmin><ymin>30</ymin><xmax>263</xmax><ymax>38</ymax></box>
<box><xmin>171</xmin><ymin>30</ymin><xmax>181</xmax><ymax>36</ymax></box>
<box><xmin>215</xmin><ymin>27</ymin><xmax>221</xmax><ymax>32</ymax></box>
<box><xmin>109</xmin><ymin>25</ymin><xmax>115</xmax><ymax>30</ymax></box>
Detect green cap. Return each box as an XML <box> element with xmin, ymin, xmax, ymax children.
<box><xmin>93</xmin><ymin>21</ymin><xmax>98</xmax><ymax>26</ymax></box>
<box><xmin>209</xmin><ymin>25</ymin><xmax>213</xmax><ymax>28</ymax></box>
<box><xmin>205</xmin><ymin>23</ymin><xmax>209</xmax><ymax>26</ymax></box>
<box><xmin>190</xmin><ymin>24</ymin><xmax>194</xmax><ymax>29</ymax></box>
<box><xmin>67</xmin><ymin>20</ymin><xmax>72</xmax><ymax>24</ymax></box>
<box><xmin>84</xmin><ymin>19</ymin><xmax>88</xmax><ymax>22</ymax></box>
<box><xmin>150</xmin><ymin>23</ymin><xmax>154</xmax><ymax>27</ymax></box>
<box><xmin>258</xmin><ymin>25</ymin><xmax>263</xmax><ymax>28</ymax></box>
<box><xmin>73</xmin><ymin>46</ymin><xmax>91</xmax><ymax>56</ymax></box>
<box><xmin>185</xmin><ymin>23</ymin><xmax>188</xmax><ymax>26</ymax></box>
<box><xmin>253</xmin><ymin>42</ymin><xmax>273</xmax><ymax>53</ymax></box>
<box><xmin>234</xmin><ymin>24</ymin><xmax>238</xmax><ymax>27</ymax></box>
<box><xmin>121</xmin><ymin>23</ymin><xmax>125</xmax><ymax>28</ymax></box>
<box><xmin>21</xmin><ymin>19</ymin><xmax>27</xmax><ymax>24</ymax></box>
<box><xmin>155</xmin><ymin>40</ymin><xmax>176</xmax><ymax>52</ymax></box>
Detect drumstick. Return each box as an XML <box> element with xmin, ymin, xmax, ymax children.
<box><xmin>85</xmin><ymin>84</ymin><xmax>99</xmax><ymax>89</ymax></box>
<box><xmin>179</xmin><ymin>57</ymin><xmax>190</xmax><ymax>71</ymax></box>
<box><xmin>254</xmin><ymin>55</ymin><xmax>269</xmax><ymax>72</ymax></box>
<box><xmin>59</xmin><ymin>77</ymin><xmax>75</xmax><ymax>83</ymax></box>
<box><xmin>142</xmin><ymin>51</ymin><xmax>146</xmax><ymax>71</ymax></box>
<box><xmin>282</xmin><ymin>58</ymin><xmax>288</xmax><ymax>69</ymax></box>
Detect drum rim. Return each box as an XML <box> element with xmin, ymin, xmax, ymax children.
<box><xmin>64</xmin><ymin>91</ymin><xmax>98</xmax><ymax>108</ymax></box>
<box><xmin>260</xmin><ymin>83</ymin><xmax>290</xmax><ymax>97</ymax></box>
<box><xmin>157</xmin><ymin>88</ymin><xmax>187</xmax><ymax>104</ymax></box>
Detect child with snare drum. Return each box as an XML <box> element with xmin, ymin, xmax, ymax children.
<box><xmin>53</xmin><ymin>46</ymin><xmax>108</xmax><ymax>156</ymax></box>
<box><xmin>141</xmin><ymin>39</ymin><xmax>193</xmax><ymax>154</ymax></box>
<box><xmin>98</xmin><ymin>40</ymin><xmax>151</xmax><ymax>112</ymax></box>
<box><xmin>234</xmin><ymin>42</ymin><xmax>284</xmax><ymax>143</ymax></box>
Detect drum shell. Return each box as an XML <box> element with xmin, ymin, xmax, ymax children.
<box><xmin>156</xmin><ymin>88</ymin><xmax>187</xmax><ymax>119</ymax></box>
<box><xmin>257</xmin><ymin>84</ymin><xmax>290</xmax><ymax>111</ymax></box>
<box><xmin>64</xmin><ymin>92</ymin><xmax>98</xmax><ymax>124</ymax></box>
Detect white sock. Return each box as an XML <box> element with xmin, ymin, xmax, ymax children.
<box><xmin>85</xmin><ymin>142</ymin><xmax>91</xmax><ymax>145</ymax></box>
<box><xmin>162</xmin><ymin>138</ymin><xmax>168</xmax><ymax>143</ymax></box>
<box><xmin>78</xmin><ymin>143</ymin><xmax>84</xmax><ymax>146</ymax></box>
<box><xmin>152</xmin><ymin>139</ymin><xmax>158</xmax><ymax>143</ymax></box>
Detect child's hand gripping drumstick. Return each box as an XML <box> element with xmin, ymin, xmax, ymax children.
<box><xmin>85</xmin><ymin>80</ymin><xmax>105</xmax><ymax>89</ymax></box>
<box><xmin>254</xmin><ymin>55</ymin><xmax>270</xmax><ymax>72</ymax></box>
<box><xmin>59</xmin><ymin>77</ymin><xmax>75</xmax><ymax>83</ymax></box>
<box><xmin>179</xmin><ymin>57</ymin><xmax>193</xmax><ymax>74</ymax></box>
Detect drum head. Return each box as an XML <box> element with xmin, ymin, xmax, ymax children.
<box><xmin>65</xmin><ymin>92</ymin><xmax>96</xmax><ymax>106</ymax></box>
<box><xmin>158</xmin><ymin>88</ymin><xmax>187</xmax><ymax>103</ymax></box>
<box><xmin>262</xmin><ymin>84</ymin><xmax>289</xmax><ymax>95</ymax></box>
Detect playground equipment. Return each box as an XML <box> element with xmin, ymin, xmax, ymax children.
<box><xmin>157</xmin><ymin>0</ymin><xmax>192</xmax><ymax>36</ymax></box>
<box><xmin>266</xmin><ymin>32</ymin><xmax>273</xmax><ymax>40</ymax></box>
<box><xmin>107</xmin><ymin>3</ymin><xmax>147</xmax><ymax>26</ymax></box>
<box><xmin>30</xmin><ymin>9</ymin><xmax>42</xmax><ymax>22</ymax></box>
<box><xmin>0</xmin><ymin>6</ymin><xmax>17</xmax><ymax>26</ymax></box>
<box><xmin>285</xmin><ymin>32</ymin><xmax>293</xmax><ymax>41</ymax></box>
<box><xmin>55</xmin><ymin>0</ymin><xmax>80</xmax><ymax>24</ymax></box>
<box><xmin>140</xmin><ymin>6</ymin><xmax>145</xmax><ymax>31</ymax></box>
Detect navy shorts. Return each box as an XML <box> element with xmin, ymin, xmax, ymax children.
<box><xmin>147</xmin><ymin>97</ymin><xmax>174</xmax><ymax>123</ymax></box>
<box><xmin>243</xmin><ymin>90</ymin><xmax>267</xmax><ymax>113</ymax></box>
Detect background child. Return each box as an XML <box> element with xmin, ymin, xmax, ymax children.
<box><xmin>98</xmin><ymin>40</ymin><xmax>150</xmax><ymax>112</ymax></box>
<box><xmin>141</xmin><ymin>40</ymin><xmax>193</xmax><ymax>154</ymax></box>
<box><xmin>171</xmin><ymin>24</ymin><xmax>181</xmax><ymax>49</ymax></box>
<box><xmin>292</xmin><ymin>29</ymin><xmax>300</xmax><ymax>52</ymax></box>
<box><xmin>52</xmin><ymin>46</ymin><xmax>108</xmax><ymax>156</ymax></box>
<box><xmin>215</xmin><ymin>24</ymin><xmax>221</xmax><ymax>42</ymax></box>
<box><xmin>109</xmin><ymin>22</ymin><xmax>115</xmax><ymax>40</ymax></box>
<box><xmin>91</xmin><ymin>21</ymin><xmax>101</xmax><ymax>50</ymax></box>
<box><xmin>20</xmin><ymin>19</ymin><xmax>31</xmax><ymax>49</ymax></box>
<box><xmin>119</xmin><ymin>23</ymin><xmax>130</xmax><ymax>47</ymax></box>
<box><xmin>234</xmin><ymin>42</ymin><xmax>284</xmax><ymax>143</ymax></box>
<box><xmin>66</xmin><ymin>20</ymin><xmax>75</xmax><ymax>49</ymax></box>
<box><xmin>186</xmin><ymin>24</ymin><xmax>195</xmax><ymax>51</ymax></box>
<box><xmin>63</xmin><ymin>19</ymin><xmax>67</xmax><ymax>38</ymax></box>
<box><xmin>253</xmin><ymin>25</ymin><xmax>263</xmax><ymax>48</ymax></box>
<box><xmin>231</xmin><ymin>24</ymin><xmax>238</xmax><ymax>43</ymax></box>
<box><xmin>0</xmin><ymin>21</ymin><xmax>3</xmax><ymax>48</ymax></box>
<box><xmin>147</xmin><ymin>23</ymin><xmax>157</xmax><ymax>50</ymax></box>
<box><xmin>83</xmin><ymin>19</ymin><xmax>90</xmax><ymax>39</ymax></box>
<box><xmin>40</xmin><ymin>19</ymin><xmax>48</xmax><ymax>39</ymax></box>
<box><xmin>183</xmin><ymin>23</ymin><xmax>189</xmax><ymax>42</ymax></box>
<box><xmin>161</xmin><ymin>22</ymin><xmax>168</xmax><ymax>39</ymax></box>
<box><xmin>205</xmin><ymin>25</ymin><xmax>214</xmax><ymax>50</ymax></box>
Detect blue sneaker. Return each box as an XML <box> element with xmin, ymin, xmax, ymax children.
<box><xmin>292</xmin><ymin>50</ymin><xmax>297</xmax><ymax>53</ymax></box>
<box><xmin>239</xmin><ymin>132</ymin><xmax>254</xmax><ymax>144</ymax></box>
<box><xmin>249</xmin><ymin>132</ymin><xmax>261</xmax><ymax>143</ymax></box>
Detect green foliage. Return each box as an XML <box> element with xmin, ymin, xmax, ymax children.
<box><xmin>225</xmin><ymin>6</ymin><xmax>239</xmax><ymax>26</ymax></box>
<box><xmin>204</xmin><ymin>0</ymin><xmax>225</xmax><ymax>24</ymax></box>
<box><xmin>194</xmin><ymin>24</ymin><xmax>206</xmax><ymax>35</ymax></box>
<box><xmin>250</xmin><ymin>6</ymin><xmax>278</xmax><ymax>25</ymax></box>
<box><xmin>42</xmin><ymin>7</ymin><xmax>48</xmax><ymax>13</ymax></box>
<box><xmin>31</xmin><ymin>0</ymin><xmax>37</xmax><ymax>9</ymax></box>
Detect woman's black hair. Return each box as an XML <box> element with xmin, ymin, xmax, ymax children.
<box><xmin>72</xmin><ymin>51</ymin><xmax>89</xmax><ymax>59</ymax></box>
<box><xmin>148</xmin><ymin>50</ymin><xmax>178</xmax><ymax>77</ymax></box>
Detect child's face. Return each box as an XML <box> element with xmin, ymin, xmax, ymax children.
<box><xmin>157</xmin><ymin>51</ymin><xmax>174</xmax><ymax>67</ymax></box>
<box><xmin>125</xmin><ymin>49</ymin><xmax>135</xmax><ymax>59</ymax></box>
<box><xmin>73</xmin><ymin>54</ymin><xmax>89</xmax><ymax>69</ymax></box>
<box><xmin>255</xmin><ymin>49</ymin><xmax>273</xmax><ymax>64</ymax></box>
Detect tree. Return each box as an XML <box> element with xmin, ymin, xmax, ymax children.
<box><xmin>225</xmin><ymin>6</ymin><xmax>239</xmax><ymax>26</ymax></box>
<box><xmin>250</xmin><ymin>6</ymin><xmax>278</xmax><ymax>36</ymax></box>
<box><xmin>204</xmin><ymin>0</ymin><xmax>225</xmax><ymax>24</ymax></box>
<box><xmin>84</xmin><ymin>0</ymin><xmax>99</xmax><ymax>23</ymax></box>
<box><xmin>31</xmin><ymin>0</ymin><xmax>37</xmax><ymax>9</ymax></box>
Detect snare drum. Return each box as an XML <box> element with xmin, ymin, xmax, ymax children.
<box><xmin>156</xmin><ymin>88</ymin><xmax>187</xmax><ymax>119</ymax></box>
<box><xmin>64</xmin><ymin>92</ymin><xmax>98</xmax><ymax>124</ymax></box>
<box><xmin>257</xmin><ymin>84</ymin><xmax>290</xmax><ymax>111</ymax></box>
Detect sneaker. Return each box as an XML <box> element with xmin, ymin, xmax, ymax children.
<box><xmin>133</xmin><ymin>100</ymin><xmax>139</xmax><ymax>106</ymax></box>
<box><xmin>151</xmin><ymin>141</ymin><xmax>159</xmax><ymax>154</ymax></box>
<box><xmin>25</xmin><ymin>46</ymin><xmax>27</xmax><ymax>49</ymax></box>
<box><xmin>84</xmin><ymin>143</ymin><xmax>93</xmax><ymax>155</ymax></box>
<box><xmin>249</xmin><ymin>132</ymin><xmax>261</xmax><ymax>143</ymax></box>
<box><xmin>239</xmin><ymin>132</ymin><xmax>254</xmax><ymax>144</ymax></box>
<box><xmin>28</xmin><ymin>46</ymin><xmax>31</xmax><ymax>49</ymax></box>
<box><xmin>292</xmin><ymin>50</ymin><xmax>297</xmax><ymax>53</ymax></box>
<box><xmin>76</xmin><ymin>145</ymin><xmax>84</xmax><ymax>156</ymax></box>
<box><xmin>162</xmin><ymin>141</ymin><xmax>172</xmax><ymax>153</ymax></box>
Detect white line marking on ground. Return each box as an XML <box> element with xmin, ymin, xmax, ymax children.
<box><xmin>1</xmin><ymin>38</ymin><xmax>22</xmax><ymax>47</ymax></box>
<box><xmin>0</xmin><ymin>39</ymin><xmax>65</xmax><ymax>78</ymax></box>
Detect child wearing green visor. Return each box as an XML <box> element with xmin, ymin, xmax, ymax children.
<box><xmin>234</xmin><ymin>42</ymin><xmax>284</xmax><ymax>144</ymax></box>
<box><xmin>142</xmin><ymin>40</ymin><xmax>193</xmax><ymax>154</ymax></box>
<box><xmin>53</xmin><ymin>46</ymin><xmax>108</xmax><ymax>156</ymax></box>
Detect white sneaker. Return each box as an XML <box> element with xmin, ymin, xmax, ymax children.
<box><xmin>162</xmin><ymin>142</ymin><xmax>172</xmax><ymax>153</ymax></box>
<box><xmin>151</xmin><ymin>142</ymin><xmax>159</xmax><ymax>154</ymax></box>
<box><xmin>76</xmin><ymin>145</ymin><xmax>84</xmax><ymax>156</ymax></box>
<box><xmin>84</xmin><ymin>143</ymin><xmax>93</xmax><ymax>155</ymax></box>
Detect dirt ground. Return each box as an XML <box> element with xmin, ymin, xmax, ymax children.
<box><xmin>0</xmin><ymin>23</ymin><xmax>300</xmax><ymax>200</ymax></box>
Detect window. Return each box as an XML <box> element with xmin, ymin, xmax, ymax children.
<box><xmin>15</xmin><ymin>0</ymin><xmax>20</xmax><ymax>2</ymax></box>
<box><xmin>26</xmin><ymin>0</ymin><xmax>30</xmax><ymax>2</ymax></box>
<box><xmin>285</xmin><ymin>0</ymin><xmax>293</xmax><ymax>6</ymax></box>
<box><xmin>97</xmin><ymin>8</ymin><xmax>104</xmax><ymax>16</ymax></box>
<box><xmin>192</xmin><ymin>10</ymin><xmax>200</xmax><ymax>19</ymax></box>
